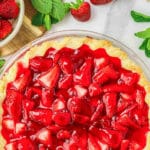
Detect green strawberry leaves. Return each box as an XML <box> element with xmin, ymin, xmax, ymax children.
<box><xmin>131</xmin><ymin>10</ymin><xmax>150</xmax><ymax>58</ymax></box>
<box><xmin>31</xmin><ymin>0</ymin><xmax>70</xmax><ymax>30</ymax></box>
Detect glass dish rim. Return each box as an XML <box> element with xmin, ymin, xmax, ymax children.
<box><xmin>1</xmin><ymin>29</ymin><xmax>150</xmax><ymax>81</ymax></box>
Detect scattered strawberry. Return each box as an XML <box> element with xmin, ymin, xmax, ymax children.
<box><xmin>0</xmin><ymin>19</ymin><xmax>12</xmax><ymax>40</ymax></box>
<box><xmin>90</xmin><ymin>0</ymin><xmax>112</xmax><ymax>5</ymax></box>
<box><xmin>71</xmin><ymin>0</ymin><xmax>91</xmax><ymax>22</ymax></box>
<box><xmin>0</xmin><ymin>0</ymin><xmax>19</xmax><ymax>19</ymax></box>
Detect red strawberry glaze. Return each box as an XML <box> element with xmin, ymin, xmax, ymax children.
<box><xmin>1</xmin><ymin>45</ymin><xmax>150</xmax><ymax>150</ymax></box>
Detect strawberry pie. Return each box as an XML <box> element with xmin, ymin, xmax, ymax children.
<box><xmin>0</xmin><ymin>37</ymin><xmax>150</xmax><ymax>150</ymax></box>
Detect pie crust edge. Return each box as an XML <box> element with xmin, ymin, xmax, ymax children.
<box><xmin>0</xmin><ymin>36</ymin><xmax>150</xmax><ymax>149</ymax></box>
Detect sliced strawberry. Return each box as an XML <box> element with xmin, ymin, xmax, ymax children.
<box><xmin>56</xmin><ymin>89</ymin><xmax>70</xmax><ymax>100</ymax></box>
<box><xmin>38</xmin><ymin>65</ymin><xmax>60</xmax><ymax>89</ymax></box>
<box><xmin>53</xmin><ymin>112</ymin><xmax>71</xmax><ymax>126</ymax></box>
<box><xmin>57</xmin><ymin>130</ymin><xmax>71</xmax><ymax>140</ymax></box>
<box><xmin>36</xmin><ymin>128</ymin><xmax>52</xmax><ymax>147</ymax></box>
<box><xmin>98</xmin><ymin>116</ymin><xmax>111</xmax><ymax>129</ymax></box>
<box><xmin>17</xmin><ymin>138</ymin><xmax>35</xmax><ymax>150</ymax></box>
<box><xmin>103</xmin><ymin>83</ymin><xmax>134</xmax><ymax>93</ymax></box>
<box><xmin>73</xmin><ymin>58</ymin><xmax>92</xmax><ymax>87</ymax></box>
<box><xmin>90</xmin><ymin>0</ymin><xmax>112</xmax><ymax>5</ymax></box>
<box><xmin>74</xmin><ymin>85</ymin><xmax>88</xmax><ymax>98</ymax></box>
<box><xmin>29</xmin><ymin>108</ymin><xmax>52</xmax><ymax>126</ymax></box>
<box><xmin>109</xmin><ymin>56</ymin><xmax>121</xmax><ymax>69</ymax></box>
<box><xmin>119</xmin><ymin>72</ymin><xmax>139</xmax><ymax>86</ymax></box>
<box><xmin>88</xmin><ymin>134</ymin><xmax>101</xmax><ymax>150</ymax></box>
<box><xmin>48</xmin><ymin>125</ymin><xmax>63</xmax><ymax>134</ymax></box>
<box><xmin>91</xmin><ymin>103</ymin><xmax>104</xmax><ymax>122</ymax></box>
<box><xmin>129</xmin><ymin>141</ymin><xmax>142</xmax><ymax>150</ymax></box>
<box><xmin>52</xmin><ymin>98</ymin><xmax>66</xmax><ymax>112</ymax></box>
<box><xmin>134</xmin><ymin>85</ymin><xmax>146</xmax><ymax>108</ymax></box>
<box><xmin>5</xmin><ymin>142</ymin><xmax>17</xmax><ymax>150</ymax></box>
<box><xmin>94</xmin><ymin>57</ymin><xmax>109</xmax><ymax>71</ymax></box>
<box><xmin>117</xmin><ymin>114</ymin><xmax>139</xmax><ymax>129</ymax></box>
<box><xmin>41</xmin><ymin>88</ymin><xmax>54</xmax><ymax>107</ymax></box>
<box><xmin>72</xmin><ymin>113</ymin><xmax>90</xmax><ymax>125</ymax></box>
<box><xmin>103</xmin><ymin>92</ymin><xmax>117</xmax><ymax>118</ymax></box>
<box><xmin>4</xmin><ymin>90</ymin><xmax>22</xmax><ymax>121</ymax></box>
<box><xmin>58</xmin><ymin>75</ymin><xmax>73</xmax><ymax>89</ymax></box>
<box><xmin>2</xmin><ymin>118</ymin><xmax>15</xmax><ymax>131</ymax></box>
<box><xmin>88</xmin><ymin>83</ymin><xmax>102</xmax><ymax>97</ymax></box>
<box><xmin>120</xmin><ymin>140</ymin><xmax>129</xmax><ymax>150</ymax></box>
<box><xmin>29</xmin><ymin>56</ymin><xmax>53</xmax><ymax>72</ymax></box>
<box><xmin>44</xmin><ymin>47</ymin><xmax>55</xmax><ymax>58</ymax></box>
<box><xmin>59</xmin><ymin>57</ymin><xmax>74</xmax><ymax>74</ymax></box>
<box><xmin>22</xmin><ymin>99</ymin><xmax>35</xmax><ymax>121</ymax></box>
<box><xmin>89</xmin><ymin>97</ymin><xmax>101</xmax><ymax>112</ymax></box>
<box><xmin>93</xmin><ymin>48</ymin><xmax>108</xmax><ymax>58</ymax></box>
<box><xmin>15</xmin><ymin>122</ymin><xmax>26</xmax><ymax>135</ymax></box>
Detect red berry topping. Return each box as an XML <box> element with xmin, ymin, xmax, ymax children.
<box><xmin>1</xmin><ymin>44</ymin><xmax>149</xmax><ymax>149</ymax></box>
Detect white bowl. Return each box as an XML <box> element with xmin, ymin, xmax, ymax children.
<box><xmin>0</xmin><ymin>0</ymin><xmax>25</xmax><ymax>47</ymax></box>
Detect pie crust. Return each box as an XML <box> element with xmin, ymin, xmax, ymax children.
<box><xmin>0</xmin><ymin>36</ymin><xmax>150</xmax><ymax>149</ymax></box>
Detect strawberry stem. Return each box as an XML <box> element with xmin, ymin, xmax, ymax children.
<box><xmin>70</xmin><ymin>0</ymin><xmax>84</xmax><ymax>9</ymax></box>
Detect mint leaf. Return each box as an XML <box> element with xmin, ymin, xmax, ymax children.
<box><xmin>31</xmin><ymin>0</ymin><xmax>52</xmax><ymax>14</ymax></box>
<box><xmin>51</xmin><ymin>0</ymin><xmax>67</xmax><ymax>21</ymax></box>
<box><xmin>44</xmin><ymin>14</ymin><xmax>51</xmax><ymax>30</ymax></box>
<box><xmin>32</xmin><ymin>12</ymin><xmax>44</xmax><ymax>26</ymax></box>
<box><xmin>131</xmin><ymin>10</ymin><xmax>150</xmax><ymax>22</ymax></box>
<box><xmin>51</xmin><ymin>17</ymin><xmax>59</xmax><ymax>24</ymax></box>
<box><xmin>0</xmin><ymin>59</ymin><xmax>5</xmax><ymax>68</ymax></box>
<box><xmin>135</xmin><ymin>28</ymin><xmax>150</xmax><ymax>39</ymax></box>
<box><xmin>139</xmin><ymin>39</ymin><xmax>148</xmax><ymax>50</ymax></box>
<box><xmin>145</xmin><ymin>39</ymin><xmax>150</xmax><ymax>57</ymax></box>
<box><xmin>64</xmin><ymin>3</ymin><xmax>71</xmax><ymax>14</ymax></box>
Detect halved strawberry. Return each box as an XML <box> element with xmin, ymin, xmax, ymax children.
<box><xmin>17</xmin><ymin>138</ymin><xmax>35</xmax><ymax>150</ymax></box>
<box><xmin>2</xmin><ymin>118</ymin><xmax>15</xmax><ymax>131</ymax></box>
<box><xmin>90</xmin><ymin>0</ymin><xmax>112</xmax><ymax>5</ymax></box>
<box><xmin>59</xmin><ymin>57</ymin><xmax>74</xmax><ymax>74</ymax></box>
<box><xmin>52</xmin><ymin>98</ymin><xmax>66</xmax><ymax>112</ymax></box>
<box><xmin>29</xmin><ymin>56</ymin><xmax>53</xmax><ymax>72</ymax></box>
<box><xmin>53</xmin><ymin>112</ymin><xmax>71</xmax><ymax>126</ymax></box>
<box><xmin>57</xmin><ymin>130</ymin><xmax>71</xmax><ymax>140</ymax></box>
<box><xmin>120</xmin><ymin>140</ymin><xmax>129</xmax><ymax>150</ymax></box>
<box><xmin>119</xmin><ymin>72</ymin><xmax>139</xmax><ymax>86</ymax></box>
<box><xmin>36</xmin><ymin>128</ymin><xmax>52</xmax><ymax>147</ymax></box>
<box><xmin>103</xmin><ymin>92</ymin><xmax>117</xmax><ymax>118</ymax></box>
<box><xmin>58</xmin><ymin>75</ymin><xmax>73</xmax><ymax>89</ymax></box>
<box><xmin>22</xmin><ymin>99</ymin><xmax>35</xmax><ymax>121</ymax></box>
<box><xmin>88</xmin><ymin>134</ymin><xmax>101</xmax><ymax>150</ymax></box>
<box><xmin>5</xmin><ymin>142</ymin><xmax>17</xmax><ymax>150</ymax></box>
<box><xmin>91</xmin><ymin>103</ymin><xmax>104</xmax><ymax>122</ymax></box>
<box><xmin>72</xmin><ymin>114</ymin><xmax>90</xmax><ymax>125</ymax></box>
<box><xmin>88</xmin><ymin>83</ymin><xmax>102</xmax><ymax>97</ymax></box>
<box><xmin>29</xmin><ymin>108</ymin><xmax>52</xmax><ymax>126</ymax></box>
<box><xmin>4</xmin><ymin>90</ymin><xmax>22</xmax><ymax>121</ymax></box>
<box><xmin>74</xmin><ymin>85</ymin><xmax>88</xmax><ymax>98</ymax></box>
<box><xmin>103</xmin><ymin>84</ymin><xmax>134</xmax><ymax>93</ymax></box>
<box><xmin>15</xmin><ymin>122</ymin><xmax>26</xmax><ymax>135</ymax></box>
<box><xmin>73</xmin><ymin>58</ymin><xmax>92</xmax><ymax>86</ymax></box>
<box><xmin>41</xmin><ymin>89</ymin><xmax>54</xmax><ymax>107</ymax></box>
<box><xmin>38</xmin><ymin>65</ymin><xmax>60</xmax><ymax>89</ymax></box>
<box><xmin>94</xmin><ymin>57</ymin><xmax>109</xmax><ymax>71</ymax></box>
<box><xmin>93</xmin><ymin>48</ymin><xmax>108</xmax><ymax>58</ymax></box>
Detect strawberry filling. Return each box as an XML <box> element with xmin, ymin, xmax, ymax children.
<box><xmin>1</xmin><ymin>45</ymin><xmax>149</xmax><ymax>150</ymax></box>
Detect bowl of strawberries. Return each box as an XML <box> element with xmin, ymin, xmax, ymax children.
<box><xmin>0</xmin><ymin>0</ymin><xmax>24</xmax><ymax>47</ymax></box>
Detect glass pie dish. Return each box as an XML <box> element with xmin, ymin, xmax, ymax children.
<box><xmin>0</xmin><ymin>30</ymin><xmax>150</xmax><ymax>150</ymax></box>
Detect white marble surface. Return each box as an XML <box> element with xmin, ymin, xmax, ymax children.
<box><xmin>47</xmin><ymin>0</ymin><xmax>150</xmax><ymax>69</ymax></box>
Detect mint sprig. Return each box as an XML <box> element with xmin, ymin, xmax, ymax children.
<box><xmin>31</xmin><ymin>0</ymin><xmax>70</xmax><ymax>30</ymax></box>
<box><xmin>131</xmin><ymin>10</ymin><xmax>150</xmax><ymax>58</ymax></box>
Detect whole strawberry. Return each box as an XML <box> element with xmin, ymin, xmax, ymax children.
<box><xmin>71</xmin><ymin>0</ymin><xmax>91</xmax><ymax>22</ymax></box>
<box><xmin>90</xmin><ymin>0</ymin><xmax>112</xmax><ymax>5</ymax></box>
<box><xmin>0</xmin><ymin>0</ymin><xmax>19</xmax><ymax>19</ymax></box>
<box><xmin>0</xmin><ymin>19</ymin><xmax>12</xmax><ymax>39</ymax></box>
